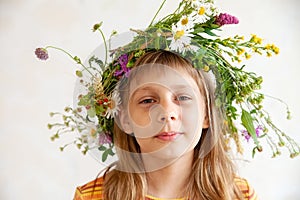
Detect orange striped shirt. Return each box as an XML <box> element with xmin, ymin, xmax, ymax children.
<box><xmin>74</xmin><ymin>177</ymin><xmax>258</xmax><ymax>200</ymax></box>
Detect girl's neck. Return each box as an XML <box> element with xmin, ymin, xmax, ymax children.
<box><xmin>145</xmin><ymin>150</ymin><xmax>194</xmax><ymax>199</ymax></box>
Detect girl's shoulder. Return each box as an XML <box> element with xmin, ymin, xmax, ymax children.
<box><xmin>73</xmin><ymin>176</ymin><xmax>258</xmax><ymax>200</ymax></box>
<box><xmin>73</xmin><ymin>177</ymin><xmax>104</xmax><ymax>200</ymax></box>
<box><xmin>235</xmin><ymin>177</ymin><xmax>258</xmax><ymax>200</ymax></box>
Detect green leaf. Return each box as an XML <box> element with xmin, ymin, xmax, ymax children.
<box><xmin>194</xmin><ymin>27</ymin><xmax>205</xmax><ymax>33</ymax></box>
<box><xmin>127</xmin><ymin>60</ymin><xmax>134</xmax><ymax>67</ymax></box>
<box><xmin>241</xmin><ymin>109</ymin><xmax>259</xmax><ymax>146</ymax></box>
<box><xmin>229</xmin><ymin>106</ymin><xmax>237</xmax><ymax>112</ymax></box>
<box><xmin>155</xmin><ymin>36</ymin><xmax>160</xmax><ymax>49</ymax></box>
<box><xmin>107</xmin><ymin>148</ymin><xmax>115</xmax><ymax>156</ymax></box>
<box><xmin>204</xmin><ymin>29</ymin><xmax>218</xmax><ymax>37</ymax></box>
<box><xmin>98</xmin><ymin>145</ymin><xmax>107</xmax><ymax>151</ymax></box>
<box><xmin>88</xmin><ymin>55</ymin><xmax>104</xmax><ymax>70</ymax></box>
<box><xmin>95</xmin><ymin>105</ymin><xmax>105</xmax><ymax>115</ymax></box>
<box><xmin>210</xmin><ymin>24</ymin><xmax>220</xmax><ymax>29</ymax></box>
<box><xmin>87</xmin><ymin>107</ymin><xmax>96</xmax><ymax>118</ymax></box>
<box><xmin>102</xmin><ymin>149</ymin><xmax>109</xmax><ymax>162</ymax></box>
<box><xmin>78</xmin><ymin>95</ymin><xmax>90</xmax><ymax>106</ymax></box>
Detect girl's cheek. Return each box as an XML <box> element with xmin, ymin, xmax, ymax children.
<box><xmin>131</xmin><ymin>113</ymin><xmax>150</xmax><ymax>127</ymax></box>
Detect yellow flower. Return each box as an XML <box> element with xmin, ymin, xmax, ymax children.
<box><xmin>203</xmin><ymin>65</ymin><xmax>210</xmax><ymax>72</ymax></box>
<box><xmin>267</xmin><ymin>52</ymin><xmax>272</xmax><ymax>57</ymax></box>
<box><xmin>251</xmin><ymin>34</ymin><xmax>262</xmax><ymax>44</ymax></box>
<box><xmin>198</xmin><ymin>6</ymin><xmax>205</xmax><ymax>15</ymax></box>
<box><xmin>175</xmin><ymin>30</ymin><xmax>185</xmax><ymax>40</ymax></box>
<box><xmin>181</xmin><ymin>17</ymin><xmax>189</xmax><ymax>26</ymax></box>
<box><xmin>254</xmin><ymin>37</ymin><xmax>262</xmax><ymax>44</ymax></box>
<box><xmin>265</xmin><ymin>44</ymin><xmax>272</xmax><ymax>50</ymax></box>
<box><xmin>271</xmin><ymin>44</ymin><xmax>280</xmax><ymax>54</ymax></box>
<box><xmin>237</xmin><ymin>48</ymin><xmax>245</xmax><ymax>56</ymax></box>
<box><xmin>245</xmin><ymin>53</ymin><xmax>251</xmax><ymax>60</ymax></box>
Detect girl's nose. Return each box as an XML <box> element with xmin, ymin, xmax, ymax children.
<box><xmin>158</xmin><ymin>112</ymin><xmax>177</xmax><ymax>122</ymax></box>
<box><xmin>157</xmin><ymin>99</ymin><xmax>179</xmax><ymax>122</ymax></box>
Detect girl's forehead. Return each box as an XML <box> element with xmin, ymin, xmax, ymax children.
<box><xmin>128</xmin><ymin>64</ymin><xmax>199</xmax><ymax>94</ymax></box>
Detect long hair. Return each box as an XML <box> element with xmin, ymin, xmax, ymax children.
<box><xmin>103</xmin><ymin>50</ymin><xmax>243</xmax><ymax>199</ymax></box>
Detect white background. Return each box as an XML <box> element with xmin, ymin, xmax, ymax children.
<box><xmin>1</xmin><ymin>0</ymin><xmax>300</xmax><ymax>199</ymax></box>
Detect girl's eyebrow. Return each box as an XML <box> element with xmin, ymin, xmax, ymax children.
<box><xmin>130</xmin><ymin>86</ymin><xmax>156</xmax><ymax>100</ymax></box>
<box><xmin>170</xmin><ymin>84</ymin><xmax>191</xmax><ymax>90</ymax></box>
<box><xmin>135</xmin><ymin>84</ymin><xmax>191</xmax><ymax>92</ymax></box>
<box><xmin>131</xmin><ymin>84</ymin><xmax>193</xmax><ymax>98</ymax></box>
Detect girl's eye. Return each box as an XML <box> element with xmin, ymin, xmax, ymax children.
<box><xmin>176</xmin><ymin>95</ymin><xmax>191</xmax><ymax>101</ymax></box>
<box><xmin>139</xmin><ymin>98</ymin><xmax>155</xmax><ymax>104</ymax></box>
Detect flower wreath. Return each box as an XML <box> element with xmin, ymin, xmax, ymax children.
<box><xmin>36</xmin><ymin>0</ymin><xmax>299</xmax><ymax>162</ymax></box>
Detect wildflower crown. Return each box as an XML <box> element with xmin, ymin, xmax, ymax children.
<box><xmin>36</xmin><ymin>0</ymin><xmax>299</xmax><ymax>162</ymax></box>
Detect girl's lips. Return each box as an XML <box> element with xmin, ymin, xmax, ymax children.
<box><xmin>155</xmin><ymin>131</ymin><xmax>183</xmax><ymax>141</ymax></box>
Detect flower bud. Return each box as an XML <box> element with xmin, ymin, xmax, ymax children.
<box><xmin>93</xmin><ymin>21</ymin><xmax>103</xmax><ymax>32</ymax></box>
<box><xmin>35</xmin><ymin>48</ymin><xmax>49</xmax><ymax>60</ymax></box>
<box><xmin>257</xmin><ymin>145</ymin><xmax>263</xmax><ymax>152</ymax></box>
<box><xmin>47</xmin><ymin>124</ymin><xmax>53</xmax><ymax>129</ymax></box>
<box><xmin>76</xmin><ymin>70</ymin><xmax>83</xmax><ymax>77</ymax></box>
<box><xmin>278</xmin><ymin>141</ymin><xmax>285</xmax><ymax>147</ymax></box>
<box><xmin>74</xmin><ymin>56</ymin><xmax>81</xmax><ymax>64</ymax></box>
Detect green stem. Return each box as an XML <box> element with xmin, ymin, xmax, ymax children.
<box><xmin>158</xmin><ymin>4</ymin><xmax>180</xmax><ymax>25</ymax></box>
<box><xmin>259</xmin><ymin>93</ymin><xmax>289</xmax><ymax>108</ymax></box>
<box><xmin>45</xmin><ymin>46</ymin><xmax>94</xmax><ymax>77</ymax></box>
<box><xmin>97</xmin><ymin>29</ymin><xmax>108</xmax><ymax>66</ymax></box>
<box><xmin>149</xmin><ymin>0</ymin><xmax>167</xmax><ymax>27</ymax></box>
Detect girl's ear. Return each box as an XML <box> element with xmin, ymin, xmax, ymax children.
<box><xmin>119</xmin><ymin>108</ymin><xmax>133</xmax><ymax>134</ymax></box>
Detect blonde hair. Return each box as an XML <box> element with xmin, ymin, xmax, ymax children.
<box><xmin>103</xmin><ymin>50</ymin><xmax>243</xmax><ymax>199</ymax></box>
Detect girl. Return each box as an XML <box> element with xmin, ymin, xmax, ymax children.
<box><xmin>35</xmin><ymin>0</ymin><xmax>298</xmax><ymax>199</ymax></box>
<box><xmin>73</xmin><ymin>50</ymin><xmax>258</xmax><ymax>200</ymax></box>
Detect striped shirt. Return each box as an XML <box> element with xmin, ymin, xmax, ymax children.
<box><xmin>74</xmin><ymin>177</ymin><xmax>258</xmax><ymax>200</ymax></box>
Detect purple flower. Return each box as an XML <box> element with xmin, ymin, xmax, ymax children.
<box><xmin>35</xmin><ymin>48</ymin><xmax>49</xmax><ymax>60</ymax></box>
<box><xmin>242</xmin><ymin>125</ymin><xmax>262</xmax><ymax>142</ymax></box>
<box><xmin>114</xmin><ymin>54</ymin><xmax>130</xmax><ymax>77</ymax></box>
<box><xmin>255</xmin><ymin>125</ymin><xmax>263</xmax><ymax>136</ymax></box>
<box><xmin>242</xmin><ymin>130</ymin><xmax>251</xmax><ymax>142</ymax></box>
<box><xmin>215</xmin><ymin>13</ymin><xmax>239</xmax><ymax>26</ymax></box>
<box><xmin>99</xmin><ymin>132</ymin><xmax>112</xmax><ymax>145</ymax></box>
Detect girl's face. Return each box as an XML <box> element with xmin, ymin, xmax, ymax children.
<box><xmin>122</xmin><ymin>64</ymin><xmax>209</xmax><ymax>161</ymax></box>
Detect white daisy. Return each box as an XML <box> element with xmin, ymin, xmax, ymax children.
<box><xmin>179</xmin><ymin>15</ymin><xmax>195</xmax><ymax>30</ymax></box>
<box><xmin>168</xmin><ymin>24</ymin><xmax>197</xmax><ymax>53</ymax></box>
<box><xmin>83</xmin><ymin>122</ymin><xmax>99</xmax><ymax>147</ymax></box>
<box><xmin>192</xmin><ymin>2</ymin><xmax>216</xmax><ymax>24</ymax></box>
<box><xmin>105</xmin><ymin>89</ymin><xmax>121</xmax><ymax>119</ymax></box>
